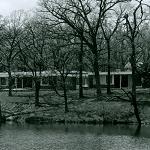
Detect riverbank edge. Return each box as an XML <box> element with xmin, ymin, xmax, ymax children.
<box><xmin>5</xmin><ymin>111</ymin><xmax>148</xmax><ymax>125</ymax></box>
<box><xmin>4</xmin><ymin>116</ymin><xmax>148</xmax><ymax>126</ymax></box>
<box><xmin>3</xmin><ymin>102</ymin><xmax>150</xmax><ymax>125</ymax></box>
<box><xmin>24</xmin><ymin>116</ymin><xmax>137</xmax><ymax>125</ymax></box>
<box><xmin>1</xmin><ymin>90</ymin><xmax>150</xmax><ymax>125</ymax></box>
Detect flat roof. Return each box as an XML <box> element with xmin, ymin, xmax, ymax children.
<box><xmin>0</xmin><ymin>71</ymin><xmax>132</xmax><ymax>77</ymax></box>
<box><xmin>88</xmin><ymin>71</ymin><xmax>132</xmax><ymax>75</ymax></box>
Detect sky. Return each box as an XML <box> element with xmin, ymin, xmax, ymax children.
<box><xmin>0</xmin><ymin>0</ymin><xmax>38</xmax><ymax>16</ymax></box>
<box><xmin>0</xmin><ymin>0</ymin><xmax>149</xmax><ymax>17</ymax></box>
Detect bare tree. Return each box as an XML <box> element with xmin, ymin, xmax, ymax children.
<box><xmin>77</xmin><ymin>31</ymin><xmax>84</xmax><ymax>98</ymax></box>
<box><xmin>0</xmin><ymin>11</ymin><xmax>25</xmax><ymax>96</ymax></box>
<box><xmin>19</xmin><ymin>17</ymin><xmax>48</xmax><ymax>106</ymax></box>
<box><xmin>47</xmin><ymin>25</ymin><xmax>77</xmax><ymax>113</ymax></box>
<box><xmin>123</xmin><ymin>0</ymin><xmax>148</xmax><ymax>125</ymax></box>
<box><xmin>39</xmin><ymin>0</ymin><xmax>129</xmax><ymax>97</ymax></box>
<box><xmin>73</xmin><ymin>32</ymin><xmax>84</xmax><ymax>98</ymax></box>
<box><xmin>100</xmin><ymin>6</ymin><xmax>124</xmax><ymax>94</ymax></box>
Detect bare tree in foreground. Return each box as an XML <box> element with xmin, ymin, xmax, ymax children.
<box><xmin>124</xmin><ymin>0</ymin><xmax>149</xmax><ymax>125</ymax></box>
<box><xmin>40</xmin><ymin>0</ymin><xmax>129</xmax><ymax>97</ymax></box>
<box><xmin>100</xmin><ymin>7</ymin><xmax>124</xmax><ymax>94</ymax></box>
<box><xmin>49</xmin><ymin>26</ymin><xmax>76</xmax><ymax>112</ymax></box>
<box><xmin>0</xmin><ymin>11</ymin><xmax>24</xmax><ymax>96</ymax></box>
<box><xmin>19</xmin><ymin>18</ymin><xmax>48</xmax><ymax>106</ymax></box>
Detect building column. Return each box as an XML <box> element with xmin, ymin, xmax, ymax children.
<box><xmin>120</xmin><ymin>75</ymin><xmax>122</xmax><ymax>89</ymax></box>
<box><xmin>6</xmin><ymin>78</ymin><xmax>8</xmax><ymax>86</ymax></box>
<box><xmin>112</xmin><ymin>75</ymin><xmax>114</xmax><ymax>85</ymax></box>
<box><xmin>22</xmin><ymin>78</ymin><xmax>23</xmax><ymax>88</ymax></box>
<box><xmin>15</xmin><ymin>78</ymin><xmax>17</xmax><ymax>89</ymax></box>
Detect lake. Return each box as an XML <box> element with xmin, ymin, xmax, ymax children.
<box><xmin>0</xmin><ymin>123</ymin><xmax>150</xmax><ymax>150</ymax></box>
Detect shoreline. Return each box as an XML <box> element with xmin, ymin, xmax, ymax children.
<box><xmin>0</xmin><ymin>90</ymin><xmax>150</xmax><ymax>126</ymax></box>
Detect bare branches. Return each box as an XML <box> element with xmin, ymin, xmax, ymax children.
<box><xmin>123</xmin><ymin>0</ymin><xmax>149</xmax><ymax>40</ymax></box>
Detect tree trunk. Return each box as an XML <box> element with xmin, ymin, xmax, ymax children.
<box><xmin>8</xmin><ymin>66</ymin><xmax>12</xmax><ymax>97</ymax></box>
<box><xmin>35</xmin><ymin>79</ymin><xmax>41</xmax><ymax>107</ymax></box>
<box><xmin>93</xmin><ymin>49</ymin><xmax>101</xmax><ymax>97</ymax></box>
<box><xmin>79</xmin><ymin>35</ymin><xmax>84</xmax><ymax>98</ymax></box>
<box><xmin>0</xmin><ymin>101</ymin><xmax>1</xmax><ymax>124</ymax></box>
<box><xmin>134</xmin><ymin>125</ymin><xmax>141</xmax><ymax>136</ymax></box>
<box><xmin>131</xmin><ymin>41</ymin><xmax>141</xmax><ymax>126</ymax></box>
<box><xmin>107</xmin><ymin>40</ymin><xmax>111</xmax><ymax>94</ymax></box>
<box><xmin>62</xmin><ymin>77</ymin><xmax>69</xmax><ymax>113</ymax></box>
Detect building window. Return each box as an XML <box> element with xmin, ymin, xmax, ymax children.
<box><xmin>106</xmin><ymin>75</ymin><xmax>112</xmax><ymax>84</ymax></box>
<box><xmin>76</xmin><ymin>77</ymin><xmax>87</xmax><ymax>85</ymax></box>
<box><xmin>42</xmin><ymin>77</ymin><xmax>49</xmax><ymax>85</ymax></box>
<box><xmin>82</xmin><ymin>77</ymin><xmax>87</xmax><ymax>85</ymax></box>
<box><xmin>1</xmin><ymin>77</ymin><xmax>7</xmax><ymax>85</ymax></box>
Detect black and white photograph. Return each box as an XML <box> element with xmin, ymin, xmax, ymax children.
<box><xmin>0</xmin><ymin>0</ymin><xmax>150</xmax><ymax>149</ymax></box>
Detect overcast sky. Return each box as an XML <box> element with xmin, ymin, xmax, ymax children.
<box><xmin>0</xmin><ymin>0</ymin><xmax>149</xmax><ymax>17</ymax></box>
<box><xmin>0</xmin><ymin>0</ymin><xmax>38</xmax><ymax>16</ymax></box>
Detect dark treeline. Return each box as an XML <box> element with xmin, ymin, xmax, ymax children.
<box><xmin>0</xmin><ymin>0</ymin><xmax>149</xmax><ymax>125</ymax></box>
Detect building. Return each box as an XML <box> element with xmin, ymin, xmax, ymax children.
<box><xmin>0</xmin><ymin>70</ymin><xmax>142</xmax><ymax>90</ymax></box>
<box><xmin>88</xmin><ymin>71</ymin><xmax>133</xmax><ymax>88</ymax></box>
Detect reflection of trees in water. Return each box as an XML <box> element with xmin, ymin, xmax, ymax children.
<box><xmin>63</xmin><ymin>124</ymin><xmax>143</xmax><ymax>137</ymax></box>
<box><xmin>134</xmin><ymin>125</ymin><xmax>141</xmax><ymax>137</ymax></box>
<box><xmin>65</xmin><ymin>126</ymin><xmax>68</xmax><ymax>133</ymax></box>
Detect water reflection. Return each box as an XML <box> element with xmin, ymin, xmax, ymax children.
<box><xmin>0</xmin><ymin>123</ymin><xmax>149</xmax><ymax>150</ymax></box>
<box><xmin>134</xmin><ymin>125</ymin><xmax>141</xmax><ymax>137</ymax></box>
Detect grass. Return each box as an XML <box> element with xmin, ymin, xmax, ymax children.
<box><xmin>0</xmin><ymin>88</ymin><xmax>150</xmax><ymax>124</ymax></box>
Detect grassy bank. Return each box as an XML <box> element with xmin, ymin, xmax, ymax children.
<box><xmin>0</xmin><ymin>88</ymin><xmax>150</xmax><ymax>124</ymax></box>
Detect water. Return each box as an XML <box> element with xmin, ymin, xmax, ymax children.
<box><xmin>0</xmin><ymin>123</ymin><xmax>150</xmax><ymax>150</ymax></box>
